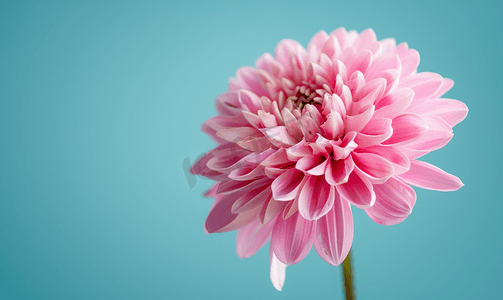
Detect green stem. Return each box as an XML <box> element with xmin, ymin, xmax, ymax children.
<box><xmin>342</xmin><ymin>249</ymin><xmax>356</xmax><ymax>300</ymax></box>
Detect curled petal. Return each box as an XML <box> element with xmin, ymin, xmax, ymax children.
<box><xmin>365</xmin><ymin>177</ymin><xmax>416</xmax><ymax>225</ymax></box>
<box><xmin>382</xmin><ymin>114</ymin><xmax>428</xmax><ymax>145</ymax></box>
<box><xmin>321</xmin><ymin>110</ymin><xmax>344</xmax><ymax>140</ymax></box>
<box><xmin>325</xmin><ymin>156</ymin><xmax>355</xmax><ymax>186</ymax></box>
<box><xmin>336</xmin><ymin>168</ymin><xmax>376</xmax><ymax>208</ymax></box>
<box><xmin>355</xmin><ymin>118</ymin><xmax>393</xmax><ymax>148</ymax></box>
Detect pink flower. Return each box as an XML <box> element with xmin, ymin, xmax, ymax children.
<box><xmin>191</xmin><ymin>28</ymin><xmax>468</xmax><ymax>291</ymax></box>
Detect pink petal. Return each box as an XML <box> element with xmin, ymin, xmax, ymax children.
<box><xmin>325</xmin><ymin>157</ymin><xmax>354</xmax><ymax>186</ymax></box>
<box><xmin>271</xmin><ymin>211</ymin><xmax>316</xmax><ymax>265</ymax></box>
<box><xmin>321</xmin><ymin>34</ymin><xmax>342</xmax><ymax>59</ymax></box>
<box><xmin>204</xmin><ymin>194</ymin><xmax>259</xmax><ymax>233</ymax></box>
<box><xmin>412</xmin><ymin>98</ymin><xmax>468</xmax><ymax>128</ymax></box>
<box><xmin>346</xmin><ymin>105</ymin><xmax>375</xmax><ymax>133</ymax></box>
<box><xmin>238</xmin><ymin>89</ymin><xmax>262</xmax><ymax>113</ymax></box>
<box><xmin>232</xmin><ymin>186</ymin><xmax>272</xmax><ymax>214</ymax></box>
<box><xmin>320</xmin><ymin>110</ymin><xmax>344</xmax><ymax>140</ymax></box>
<box><xmin>236</xmin><ymin>219</ymin><xmax>276</xmax><ymax>258</ymax></box>
<box><xmin>237</xmin><ymin>135</ymin><xmax>273</xmax><ymax>152</ymax></box>
<box><xmin>403</xmin><ymin>115</ymin><xmax>453</xmax><ymax>152</ymax></box>
<box><xmin>298</xmin><ymin>175</ymin><xmax>335</xmax><ymax>220</ymax></box>
<box><xmin>382</xmin><ymin>114</ymin><xmax>428</xmax><ymax>145</ymax></box>
<box><xmin>357</xmin><ymin>145</ymin><xmax>410</xmax><ymax>175</ymax></box>
<box><xmin>260</xmin><ymin>126</ymin><xmax>297</xmax><ymax>147</ymax></box>
<box><xmin>259</xmin><ymin>196</ymin><xmax>287</xmax><ymax>224</ymax></box>
<box><xmin>374</xmin><ymin>88</ymin><xmax>414</xmax><ymax>120</ymax></box>
<box><xmin>298</xmin><ymin>116</ymin><xmax>321</xmax><ymax>142</ymax></box>
<box><xmin>260</xmin><ymin>148</ymin><xmax>291</xmax><ymax>167</ymax></box>
<box><xmin>396</xmin><ymin>43</ymin><xmax>419</xmax><ymax>78</ymax></box>
<box><xmin>307</xmin><ymin>30</ymin><xmax>329</xmax><ymax>52</ymax></box>
<box><xmin>352</xmin><ymin>151</ymin><xmax>394</xmax><ymax>183</ymax></box>
<box><xmin>355</xmin><ymin>118</ymin><xmax>393</xmax><ymax>148</ymax></box>
<box><xmin>398</xmin><ymin>160</ymin><xmax>464</xmax><ymax>191</ymax></box>
<box><xmin>286</xmin><ymin>139</ymin><xmax>313</xmax><ymax>161</ymax></box>
<box><xmin>331</xmin><ymin>131</ymin><xmax>358</xmax><ymax>160</ymax></box>
<box><xmin>353</xmin><ymin>28</ymin><xmax>377</xmax><ymax>51</ymax></box>
<box><xmin>216</xmin><ymin>127</ymin><xmax>259</xmax><ymax>143</ymax></box>
<box><xmin>314</xmin><ymin>191</ymin><xmax>353</xmax><ymax>265</ymax></box>
<box><xmin>336</xmin><ymin>169</ymin><xmax>376</xmax><ymax>208</ymax></box>
<box><xmin>217</xmin><ymin>176</ymin><xmax>270</xmax><ymax>195</ymax></box>
<box><xmin>365</xmin><ymin>177</ymin><xmax>416</xmax><ymax>225</ymax></box>
<box><xmin>236</xmin><ymin>67</ymin><xmax>267</xmax><ymax>97</ymax></box>
<box><xmin>346</xmin><ymin>50</ymin><xmax>373</xmax><ymax>78</ymax></box>
<box><xmin>275</xmin><ymin>39</ymin><xmax>306</xmax><ymax>72</ymax></box>
<box><xmin>402</xmin><ymin>72</ymin><xmax>444</xmax><ymax>107</ymax></box>
<box><xmin>258</xmin><ymin>110</ymin><xmax>278</xmax><ymax>128</ymax></box>
<box><xmin>282</xmin><ymin>108</ymin><xmax>303</xmax><ymax>138</ymax></box>
<box><xmin>271</xmin><ymin>168</ymin><xmax>305</xmax><ymax>201</ymax></box>
<box><xmin>431</xmin><ymin>78</ymin><xmax>454</xmax><ymax>99</ymax></box>
<box><xmin>228</xmin><ymin>163</ymin><xmax>264</xmax><ymax>181</ymax></box>
<box><xmin>331</xmin><ymin>27</ymin><xmax>350</xmax><ymax>49</ymax></box>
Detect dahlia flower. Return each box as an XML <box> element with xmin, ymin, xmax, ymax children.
<box><xmin>191</xmin><ymin>28</ymin><xmax>467</xmax><ymax>291</ymax></box>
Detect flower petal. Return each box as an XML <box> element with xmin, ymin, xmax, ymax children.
<box><xmin>398</xmin><ymin>160</ymin><xmax>464</xmax><ymax>191</ymax></box>
<box><xmin>365</xmin><ymin>177</ymin><xmax>416</xmax><ymax>225</ymax></box>
<box><xmin>232</xmin><ymin>186</ymin><xmax>272</xmax><ymax>214</ymax></box>
<box><xmin>271</xmin><ymin>212</ymin><xmax>316</xmax><ymax>265</ymax></box>
<box><xmin>298</xmin><ymin>175</ymin><xmax>335</xmax><ymax>220</ymax></box>
<box><xmin>412</xmin><ymin>98</ymin><xmax>468</xmax><ymax>128</ymax></box>
<box><xmin>239</xmin><ymin>89</ymin><xmax>262</xmax><ymax>113</ymax></box>
<box><xmin>261</xmin><ymin>126</ymin><xmax>298</xmax><ymax>147</ymax></box>
<box><xmin>374</xmin><ymin>88</ymin><xmax>414</xmax><ymax>120</ymax></box>
<box><xmin>325</xmin><ymin>157</ymin><xmax>354</xmax><ymax>186</ymax></box>
<box><xmin>352</xmin><ymin>151</ymin><xmax>394</xmax><ymax>183</ymax></box>
<box><xmin>205</xmin><ymin>194</ymin><xmax>259</xmax><ymax>233</ymax></box>
<box><xmin>270</xmin><ymin>249</ymin><xmax>287</xmax><ymax>291</ymax></box>
<box><xmin>336</xmin><ymin>169</ymin><xmax>376</xmax><ymax>208</ymax></box>
<box><xmin>236</xmin><ymin>218</ymin><xmax>276</xmax><ymax>258</ymax></box>
<box><xmin>314</xmin><ymin>191</ymin><xmax>353</xmax><ymax>265</ymax></box>
<box><xmin>357</xmin><ymin>145</ymin><xmax>410</xmax><ymax>175</ymax></box>
<box><xmin>355</xmin><ymin>118</ymin><xmax>393</xmax><ymax>148</ymax></box>
<box><xmin>382</xmin><ymin>114</ymin><xmax>428</xmax><ymax>145</ymax></box>
<box><xmin>271</xmin><ymin>168</ymin><xmax>305</xmax><ymax>201</ymax></box>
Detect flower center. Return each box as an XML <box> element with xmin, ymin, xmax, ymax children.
<box><xmin>287</xmin><ymin>85</ymin><xmax>319</xmax><ymax>110</ymax></box>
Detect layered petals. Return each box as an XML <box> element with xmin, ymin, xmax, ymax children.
<box><xmin>194</xmin><ymin>27</ymin><xmax>467</xmax><ymax>291</ymax></box>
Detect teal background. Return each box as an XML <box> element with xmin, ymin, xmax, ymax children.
<box><xmin>1</xmin><ymin>0</ymin><xmax>502</xmax><ymax>299</ymax></box>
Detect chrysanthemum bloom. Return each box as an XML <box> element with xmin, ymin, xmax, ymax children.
<box><xmin>191</xmin><ymin>28</ymin><xmax>468</xmax><ymax>291</ymax></box>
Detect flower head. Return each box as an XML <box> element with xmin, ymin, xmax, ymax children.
<box><xmin>191</xmin><ymin>28</ymin><xmax>468</xmax><ymax>291</ymax></box>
